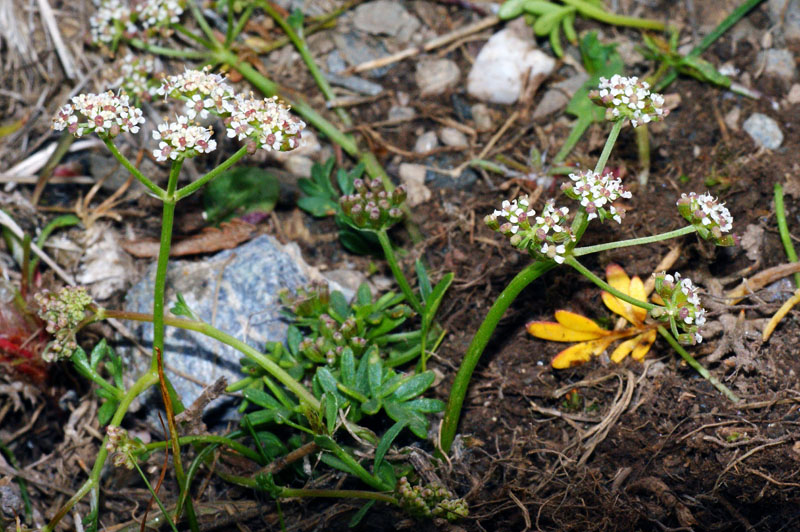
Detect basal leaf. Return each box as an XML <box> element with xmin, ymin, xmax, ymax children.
<box><xmin>415</xmin><ymin>259</ymin><xmax>432</xmax><ymax>302</ymax></box>
<box><xmin>243</xmin><ymin>388</ymin><xmax>282</xmax><ymax>410</ymax></box>
<box><xmin>374</xmin><ymin>419</ymin><xmax>407</xmax><ymax>471</ymax></box>
<box><xmin>203</xmin><ymin>166</ymin><xmax>280</xmax><ymax>224</ymax></box>
<box><xmin>551</xmin><ymin>336</ymin><xmax>616</xmax><ymax>369</ymax></box>
<box><xmin>392</xmin><ymin>371</ymin><xmax>434</xmax><ymax>402</ymax></box>
<box><xmin>554</xmin><ymin>310</ymin><xmax>607</xmax><ymax>334</ymax></box>
<box><xmin>610</xmin><ymin>336</ymin><xmax>639</xmax><ymax>363</ymax></box>
<box><xmin>632</xmin><ymin>329</ymin><xmax>657</xmax><ymax>361</ymax></box>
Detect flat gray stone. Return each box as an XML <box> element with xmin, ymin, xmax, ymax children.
<box><xmin>757</xmin><ymin>48</ymin><xmax>797</xmax><ymax>81</ymax></box>
<box><xmin>743</xmin><ymin>113</ymin><xmax>784</xmax><ymax>149</ymax></box>
<box><xmin>415</xmin><ymin>59</ymin><xmax>460</xmax><ymax>96</ymax></box>
<box><xmin>122</xmin><ymin>235</ymin><xmax>307</xmax><ymax>422</ymax></box>
<box><xmin>352</xmin><ymin>0</ymin><xmax>420</xmax><ymax>40</ymax></box>
<box><xmin>768</xmin><ymin>0</ymin><xmax>800</xmax><ymax>41</ymax></box>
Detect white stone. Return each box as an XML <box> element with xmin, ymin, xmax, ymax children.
<box><xmin>757</xmin><ymin>48</ymin><xmax>797</xmax><ymax>81</ymax></box>
<box><xmin>285</xmin><ymin>155</ymin><xmax>314</xmax><ymax>177</ymax></box>
<box><xmin>743</xmin><ymin>113</ymin><xmax>784</xmax><ymax>149</ymax></box>
<box><xmin>415</xmin><ymin>59</ymin><xmax>460</xmax><ymax>96</ymax></box>
<box><xmin>788</xmin><ymin>84</ymin><xmax>800</xmax><ymax>104</ymax></box>
<box><xmin>724</xmin><ymin>107</ymin><xmax>740</xmax><ymax>132</ymax></box>
<box><xmin>414</xmin><ymin>130</ymin><xmax>438</xmax><ymax>153</ymax></box>
<box><xmin>352</xmin><ymin>0</ymin><xmax>420</xmax><ymax>40</ymax></box>
<box><xmin>471</xmin><ymin>103</ymin><xmax>492</xmax><ymax>131</ymax></box>
<box><xmin>398</xmin><ymin>163</ymin><xmax>431</xmax><ymax>206</ymax></box>
<box><xmin>438</xmin><ymin>127</ymin><xmax>468</xmax><ymax>148</ymax></box>
<box><xmin>467</xmin><ymin>28</ymin><xmax>556</xmax><ymax>104</ymax></box>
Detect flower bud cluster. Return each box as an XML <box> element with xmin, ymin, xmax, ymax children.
<box><xmin>114</xmin><ymin>53</ymin><xmax>160</xmax><ymax>102</ymax></box>
<box><xmin>157</xmin><ymin>68</ymin><xmax>236</xmax><ymax>120</ymax></box>
<box><xmin>485</xmin><ymin>197</ymin><xmax>574</xmax><ymax>264</ymax></box>
<box><xmin>152</xmin><ymin>116</ymin><xmax>216</xmax><ymax>161</ymax></box>
<box><xmin>90</xmin><ymin>0</ymin><xmax>185</xmax><ymax>47</ymax></box>
<box><xmin>106</xmin><ymin>426</ymin><xmax>144</xmax><ymax>469</ymax></box>
<box><xmin>676</xmin><ymin>192</ymin><xmax>737</xmax><ymax>246</ymax></box>
<box><xmin>396</xmin><ymin>477</ymin><xmax>468</xmax><ymax>521</ymax></box>
<box><xmin>563</xmin><ymin>170</ymin><xmax>632</xmax><ymax>223</ymax></box>
<box><xmin>34</xmin><ymin>287</ymin><xmax>94</xmax><ymax>362</ymax></box>
<box><xmin>339</xmin><ymin>179</ymin><xmax>406</xmax><ymax>230</ymax></box>
<box><xmin>653</xmin><ymin>272</ymin><xmax>707</xmax><ymax>344</ymax></box>
<box><xmin>298</xmin><ymin>314</ymin><xmax>369</xmax><ymax>364</ymax></box>
<box><xmin>52</xmin><ymin>91</ymin><xmax>145</xmax><ymax>138</ymax></box>
<box><xmin>589</xmin><ymin>75</ymin><xmax>667</xmax><ymax>127</ymax></box>
<box><xmin>279</xmin><ymin>281</ymin><xmax>330</xmax><ymax>317</ymax></box>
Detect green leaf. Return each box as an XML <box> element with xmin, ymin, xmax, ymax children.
<box><xmin>323</xmin><ymin>393</ymin><xmax>338</xmax><ymax>434</ymax></box>
<box><xmin>316</xmin><ymin>367</ymin><xmax>340</xmax><ymax>397</ymax></box>
<box><xmin>367</xmin><ymin>357</ymin><xmax>383</xmax><ymax>398</ymax></box>
<box><xmin>356</xmin><ymin>283</ymin><xmax>372</xmax><ymax>306</ymax></box>
<box><xmin>297</xmin><ymin>195</ymin><xmax>339</xmax><ymax>217</ymax></box>
<box><xmin>243</xmin><ymin>409</ymin><xmax>276</xmax><ymax>426</ymax></box>
<box><xmin>330</xmin><ymin>290</ymin><xmax>350</xmax><ymax>321</ymax></box>
<box><xmin>423</xmin><ymin>273</ymin><xmax>454</xmax><ymax>327</ymax></box>
<box><xmin>338</xmin><ymin>226</ymin><xmax>380</xmax><ymax>255</ymax></box>
<box><xmin>361</xmin><ymin>397</ymin><xmax>382</xmax><ymax>415</ymax></box>
<box><xmin>415</xmin><ymin>259</ymin><xmax>432</xmax><ymax>302</ymax></box>
<box><xmin>383</xmin><ymin>400</ymin><xmax>428</xmax><ymax>439</ymax></box>
<box><xmin>498</xmin><ymin>0</ymin><xmax>528</xmax><ymax>19</ymax></box>
<box><xmin>202</xmin><ymin>166</ymin><xmax>280</xmax><ymax>224</ymax></box>
<box><xmin>374</xmin><ymin>419</ymin><xmax>407</xmax><ymax>471</ymax></box>
<box><xmin>376</xmin><ymin>371</ymin><xmax>405</xmax><ymax>399</ymax></box>
<box><xmin>392</xmin><ymin>371</ymin><xmax>435</xmax><ymax>402</ymax></box>
<box><xmin>404</xmin><ymin>398</ymin><xmax>445</xmax><ymax>413</ymax></box>
<box><xmin>170</xmin><ymin>292</ymin><xmax>198</xmax><ymax>321</ymax></box>
<box><xmin>340</xmin><ymin>348</ymin><xmax>356</xmax><ymax>388</ymax></box>
<box><xmin>349</xmin><ymin>500</ymin><xmax>376</xmax><ymax>528</ymax></box>
<box><xmin>337</xmin><ymin>162</ymin><xmax>364</xmax><ymax>195</ymax></box>
<box><xmin>319</xmin><ymin>453</ymin><xmax>358</xmax><ymax>475</ymax></box>
<box><xmin>97</xmin><ymin>400</ymin><xmax>118</xmax><ymax>425</ymax></box>
<box><xmin>243</xmin><ymin>388</ymin><xmax>282</xmax><ymax>410</ymax></box>
<box><xmin>287</xmin><ymin>325</ymin><xmax>302</xmax><ymax>356</ymax></box>
<box><xmin>287</xmin><ymin>8</ymin><xmax>304</xmax><ymax>30</ymax></box>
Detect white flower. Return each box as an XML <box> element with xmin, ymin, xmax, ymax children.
<box><xmin>591</xmin><ymin>75</ymin><xmax>668</xmax><ymax>127</ymax></box>
<box><xmin>151</xmin><ymin>118</ymin><xmax>215</xmax><ymax>161</ymax></box>
<box><xmin>52</xmin><ymin>91</ymin><xmax>144</xmax><ymax>138</ymax></box>
<box><xmin>565</xmin><ymin>170</ymin><xmax>631</xmax><ymax>224</ymax></box>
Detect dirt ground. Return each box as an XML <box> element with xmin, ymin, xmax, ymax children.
<box><xmin>3</xmin><ymin>0</ymin><xmax>800</xmax><ymax>531</ymax></box>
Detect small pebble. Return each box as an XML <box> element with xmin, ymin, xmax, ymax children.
<box><xmin>285</xmin><ymin>155</ymin><xmax>314</xmax><ymax>178</ymax></box>
<box><xmin>352</xmin><ymin>0</ymin><xmax>420</xmax><ymax>41</ymax></box>
<box><xmin>414</xmin><ymin>130</ymin><xmax>438</xmax><ymax>153</ymax></box>
<box><xmin>471</xmin><ymin>103</ymin><xmax>493</xmax><ymax>131</ymax></box>
<box><xmin>415</xmin><ymin>58</ymin><xmax>461</xmax><ymax>96</ymax></box>
<box><xmin>787</xmin><ymin>84</ymin><xmax>800</xmax><ymax>104</ymax></box>
<box><xmin>757</xmin><ymin>48</ymin><xmax>797</xmax><ymax>82</ymax></box>
<box><xmin>724</xmin><ymin>107</ymin><xmax>740</xmax><ymax>131</ymax></box>
<box><xmin>387</xmin><ymin>105</ymin><xmax>416</xmax><ymax>121</ymax></box>
<box><xmin>438</xmin><ymin>127</ymin><xmax>468</xmax><ymax>148</ymax></box>
<box><xmin>742</xmin><ymin>113</ymin><xmax>784</xmax><ymax>149</ymax></box>
<box><xmin>398</xmin><ymin>163</ymin><xmax>431</xmax><ymax>206</ymax></box>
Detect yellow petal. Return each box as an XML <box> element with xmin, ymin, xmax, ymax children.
<box><xmin>606</xmin><ymin>263</ymin><xmax>631</xmax><ymax>294</ymax></box>
<box><xmin>601</xmin><ymin>291</ymin><xmax>636</xmax><ymax>323</ymax></box>
<box><xmin>651</xmin><ymin>293</ymin><xmax>665</xmax><ymax>305</ymax></box>
<box><xmin>527</xmin><ymin>321</ymin><xmax>607</xmax><ymax>342</ymax></box>
<box><xmin>629</xmin><ymin>276</ymin><xmax>647</xmax><ymax>324</ymax></box>
<box><xmin>610</xmin><ymin>337</ymin><xmax>639</xmax><ymax>363</ymax></box>
<box><xmin>632</xmin><ymin>329</ymin><xmax>657</xmax><ymax>360</ymax></box>
<box><xmin>554</xmin><ymin>310</ymin><xmax>608</xmax><ymax>334</ymax></box>
<box><xmin>763</xmin><ymin>289</ymin><xmax>800</xmax><ymax>342</ymax></box>
<box><xmin>552</xmin><ymin>337</ymin><xmax>617</xmax><ymax>368</ymax></box>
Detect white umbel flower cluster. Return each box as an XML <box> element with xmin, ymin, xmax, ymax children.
<box><xmin>564</xmin><ymin>170</ymin><xmax>632</xmax><ymax>223</ymax></box>
<box><xmin>227</xmin><ymin>94</ymin><xmax>305</xmax><ymax>152</ymax></box>
<box><xmin>114</xmin><ymin>53</ymin><xmax>160</xmax><ymax>102</ymax></box>
<box><xmin>52</xmin><ymin>91</ymin><xmax>145</xmax><ymax>138</ymax></box>
<box><xmin>90</xmin><ymin>0</ymin><xmax>185</xmax><ymax>46</ymax></box>
<box><xmin>486</xmin><ymin>197</ymin><xmax>574</xmax><ymax>264</ymax></box>
<box><xmin>157</xmin><ymin>68</ymin><xmax>236</xmax><ymax>119</ymax></box>
<box><xmin>654</xmin><ymin>272</ymin><xmax>707</xmax><ymax>344</ymax></box>
<box><xmin>590</xmin><ymin>75</ymin><xmax>667</xmax><ymax>127</ymax></box>
<box><xmin>152</xmin><ymin>116</ymin><xmax>216</xmax><ymax>161</ymax></box>
<box><xmin>676</xmin><ymin>191</ymin><xmax>737</xmax><ymax>246</ymax></box>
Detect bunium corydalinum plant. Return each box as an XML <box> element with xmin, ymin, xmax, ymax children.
<box><xmin>440</xmin><ymin>75</ymin><xmax>740</xmax><ymax>453</ymax></box>
<box><xmin>42</xmin><ymin>68</ymin><xmax>305</xmax><ymax>530</ymax></box>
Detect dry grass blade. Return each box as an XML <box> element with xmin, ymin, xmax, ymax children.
<box><xmin>121</xmin><ymin>220</ymin><xmax>257</xmax><ymax>258</ymax></box>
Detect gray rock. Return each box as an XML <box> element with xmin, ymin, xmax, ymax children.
<box><xmin>352</xmin><ymin>0</ymin><xmax>421</xmax><ymax>41</ymax></box>
<box><xmin>533</xmin><ymin>72</ymin><xmax>590</xmax><ymax>119</ymax></box>
<box><xmin>123</xmin><ymin>235</ymin><xmax>307</xmax><ymax>422</ymax></box>
<box><xmin>325</xmin><ymin>50</ymin><xmax>384</xmax><ymax>95</ymax></box>
<box><xmin>757</xmin><ymin>48</ymin><xmax>797</xmax><ymax>81</ymax></box>
<box><xmin>743</xmin><ymin>113</ymin><xmax>784</xmax><ymax>149</ymax></box>
<box><xmin>398</xmin><ymin>163</ymin><xmax>431</xmax><ymax>206</ymax></box>
<box><xmin>471</xmin><ymin>103</ymin><xmax>493</xmax><ymax>131</ymax></box>
<box><xmin>333</xmin><ymin>32</ymin><xmax>392</xmax><ymax>78</ymax></box>
<box><xmin>768</xmin><ymin>0</ymin><xmax>800</xmax><ymax>41</ymax></box>
<box><xmin>438</xmin><ymin>127</ymin><xmax>468</xmax><ymax>148</ymax></box>
<box><xmin>415</xmin><ymin>59</ymin><xmax>460</xmax><ymax>96</ymax></box>
<box><xmin>387</xmin><ymin>105</ymin><xmax>416</xmax><ymax>121</ymax></box>
<box><xmin>414</xmin><ymin>130</ymin><xmax>439</xmax><ymax>153</ymax></box>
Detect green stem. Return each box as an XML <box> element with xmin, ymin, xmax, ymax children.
<box><xmin>774</xmin><ymin>183</ymin><xmax>800</xmax><ymax>288</ymax></box>
<box><xmin>561</xmin><ymin>0</ymin><xmax>666</xmax><ymax>30</ymax></box>
<box><xmin>227</xmin><ymin>4</ymin><xmax>255</xmax><ymax>46</ymax></box>
<box><xmin>218</xmin><ymin>471</ymin><xmax>398</xmax><ymax>503</ymax></box>
<box><xmin>565</xmin><ymin>256</ymin><xmax>656</xmax><ymax>311</ymax></box>
<box><xmin>128</xmin><ymin>38</ymin><xmax>208</xmax><ymax>59</ymax></box>
<box><xmin>188</xmin><ymin>0</ymin><xmax>218</xmax><ymax>43</ymax></box>
<box><xmin>657</xmin><ymin>326</ymin><xmax>740</xmax><ymax>402</ymax></box>
<box><xmin>175</xmin><ymin>145</ymin><xmax>249</xmax><ymax>200</ymax></box>
<box><xmin>258</xmin><ymin>0</ymin><xmax>351</xmax><ymax>126</ymax></box>
<box><xmin>376</xmin><ymin>230</ymin><xmax>422</xmax><ymax>315</ymax></box>
<box><xmin>316</xmin><ymin>436</ymin><xmax>392</xmax><ymax>491</ymax></box>
<box><xmin>43</xmin><ymin>370</ymin><xmax>159</xmax><ymax>532</ymax></box>
<box><xmin>144</xmin><ymin>435</ymin><xmax>264</xmax><ymax>464</ymax></box>
<box><xmin>102</xmin><ymin>137</ymin><xmax>165</xmax><ymax>199</ymax></box>
<box><xmin>594</xmin><ymin>119</ymin><xmax>624</xmax><ymax>174</ymax></box>
<box><xmin>573</xmin><ymin>225</ymin><xmax>696</xmax><ymax>256</ymax></box>
<box><xmin>99</xmin><ymin>310</ymin><xmax>321</xmax><ymax>410</ymax></box>
<box><xmin>131</xmin><ymin>459</ymin><xmax>181</xmax><ymax>532</ymax></box>
<box><xmin>654</xmin><ymin>0</ymin><xmax>763</xmax><ymax>91</ymax></box>
<box><xmin>440</xmin><ymin>260</ymin><xmax>556</xmax><ymax>453</ymax></box>
<box><xmin>151</xmin><ymin>160</ymin><xmax>181</xmax><ymax>372</ymax></box>
<box><xmin>173</xmin><ymin>23</ymin><xmax>213</xmax><ymax>48</ymax></box>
